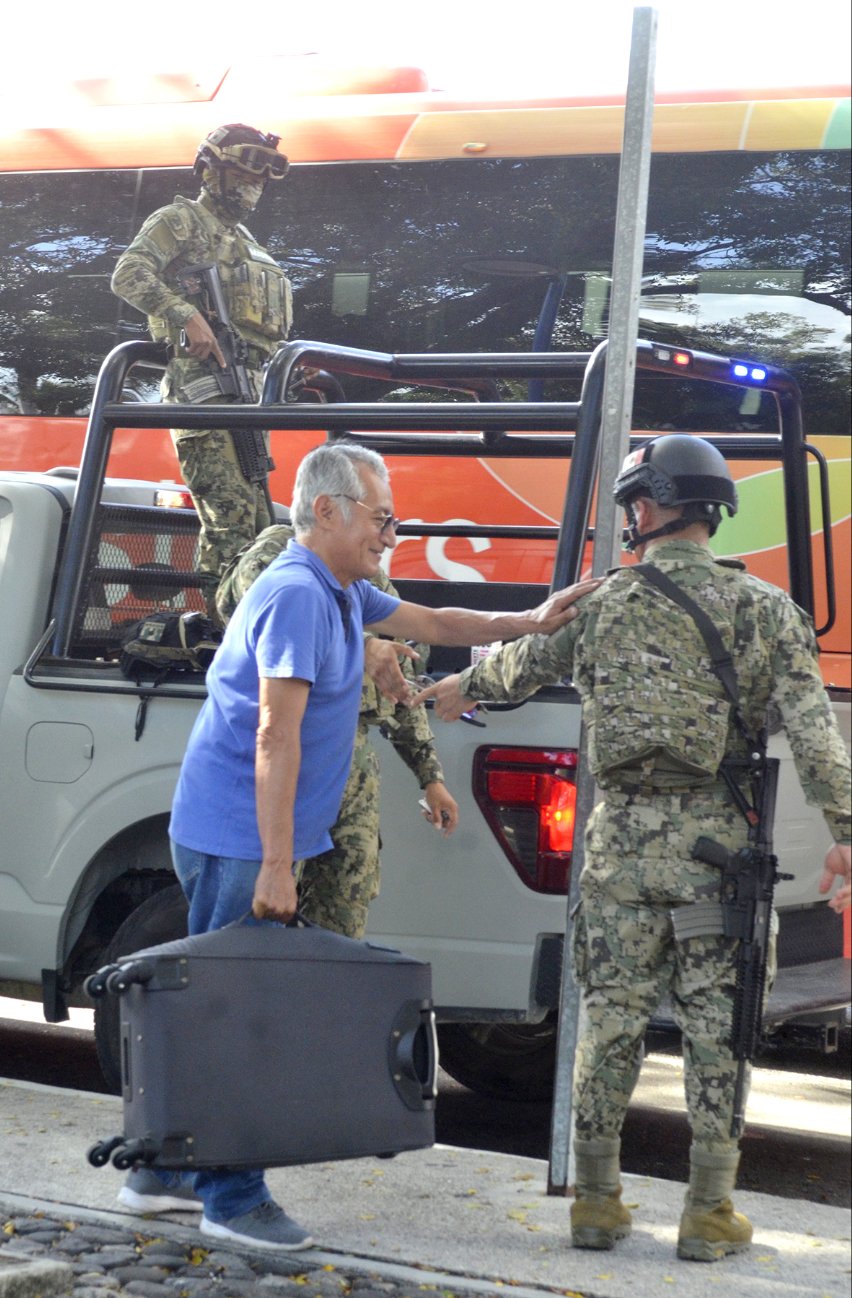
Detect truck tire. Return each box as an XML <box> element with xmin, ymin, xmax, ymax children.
<box><xmin>92</xmin><ymin>883</ymin><xmax>188</xmax><ymax>1093</ymax></box>
<box><xmin>437</xmin><ymin>1020</ymin><xmax>557</xmax><ymax>1101</ymax></box>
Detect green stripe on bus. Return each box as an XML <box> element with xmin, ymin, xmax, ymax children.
<box><xmin>713</xmin><ymin>459</ymin><xmax>851</xmax><ymax>557</ymax></box>
<box><xmin>822</xmin><ymin>99</ymin><xmax>851</xmax><ymax>149</ymax></box>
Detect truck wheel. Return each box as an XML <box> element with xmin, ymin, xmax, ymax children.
<box><xmin>437</xmin><ymin>1020</ymin><xmax>557</xmax><ymax>1101</ymax></box>
<box><xmin>92</xmin><ymin>884</ymin><xmax>188</xmax><ymax>1093</ymax></box>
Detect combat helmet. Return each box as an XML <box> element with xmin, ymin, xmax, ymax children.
<box><xmin>613</xmin><ymin>434</ymin><xmax>738</xmax><ymax>550</ymax></box>
<box><xmin>194</xmin><ymin>124</ymin><xmax>289</xmax><ymax>181</ymax></box>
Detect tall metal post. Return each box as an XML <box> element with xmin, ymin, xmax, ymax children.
<box><xmin>548</xmin><ymin>5</ymin><xmax>658</xmax><ymax>1195</ymax></box>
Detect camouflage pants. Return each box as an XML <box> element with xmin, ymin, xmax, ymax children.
<box><xmin>295</xmin><ymin>721</ymin><xmax>381</xmax><ymax>940</ymax></box>
<box><xmin>166</xmin><ymin>361</ymin><xmax>271</xmax><ymax>613</ymax></box>
<box><xmin>571</xmin><ymin>786</ymin><xmax>776</xmax><ymax>1155</ymax></box>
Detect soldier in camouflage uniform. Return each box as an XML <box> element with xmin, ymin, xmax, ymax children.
<box><xmin>413</xmin><ymin>435</ymin><xmax>851</xmax><ymax>1262</ymax></box>
<box><xmin>111</xmin><ymin>124</ymin><xmax>292</xmax><ymax>614</ymax></box>
<box><xmin>216</xmin><ymin>523</ymin><xmax>459</xmax><ymax>938</ymax></box>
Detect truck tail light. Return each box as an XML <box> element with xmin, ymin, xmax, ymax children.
<box><xmin>473</xmin><ymin>746</ymin><xmax>578</xmax><ymax>893</ymax></box>
<box><xmin>155</xmin><ymin>487</ymin><xmax>194</xmax><ymax>509</ymax></box>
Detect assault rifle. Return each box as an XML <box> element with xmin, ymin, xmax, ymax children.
<box><xmin>692</xmin><ymin>753</ymin><xmax>792</xmax><ymax>1138</ymax></box>
<box><xmin>177</xmin><ymin>263</ymin><xmax>275</xmax><ymax>491</ymax></box>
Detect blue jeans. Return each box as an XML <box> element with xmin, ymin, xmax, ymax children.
<box><xmin>158</xmin><ymin>839</ymin><xmax>275</xmax><ymax>1222</ymax></box>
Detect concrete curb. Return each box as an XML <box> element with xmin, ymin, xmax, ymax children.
<box><xmin>0</xmin><ymin>1250</ymin><xmax>71</xmax><ymax>1298</ymax></box>
<box><xmin>0</xmin><ymin>1191</ymin><xmax>566</xmax><ymax>1298</ymax></box>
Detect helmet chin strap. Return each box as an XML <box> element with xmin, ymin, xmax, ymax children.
<box><xmin>625</xmin><ymin>512</ymin><xmax>691</xmax><ymax>553</ymax></box>
<box><xmin>625</xmin><ymin>500</ymin><xmax>721</xmax><ymax>552</ymax></box>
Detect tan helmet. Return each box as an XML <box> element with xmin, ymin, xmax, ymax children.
<box><xmin>194</xmin><ymin>123</ymin><xmax>289</xmax><ymax>181</ymax></box>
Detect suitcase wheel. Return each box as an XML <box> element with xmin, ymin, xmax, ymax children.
<box><xmin>111</xmin><ymin>1138</ymin><xmax>160</xmax><ymax>1170</ymax></box>
<box><xmin>84</xmin><ymin>964</ymin><xmax>120</xmax><ymax>999</ymax></box>
<box><xmin>105</xmin><ymin>959</ymin><xmax>156</xmax><ymax>995</ymax></box>
<box><xmin>87</xmin><ymin>1136</ymin><xmax>124</xmax><ymax>1168</ymax></box>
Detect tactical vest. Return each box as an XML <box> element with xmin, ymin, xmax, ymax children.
<box><xmin>585</xmin><ymin>568</ymin><xmax>740</xmax><ymax>788</ymax></box>
<box><xmin>149</xmin><ymin>197</ymin><xmax>292</xmax><ymax>352</ymax></box>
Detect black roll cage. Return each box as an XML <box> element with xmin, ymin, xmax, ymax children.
<box><xmin>48</xmin><ymin>337</ymin><xmax>834</xmax><ymax>662</ymax></box>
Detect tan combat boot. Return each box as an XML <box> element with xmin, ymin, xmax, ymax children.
<box><xmin>677</xmin><ymin>1147</ymin><xmax>753</xmax><ymax>1262</ymax></box>
<box><xmin>570</xmin><ymin>1137</ymin><xmax>632</xmax><ymax>1250</ymax></box>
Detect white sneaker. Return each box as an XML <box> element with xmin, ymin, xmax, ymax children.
<box><xmin>118</xmin><ymin>1166</ymin><xmax>202</xmax><ymax>1214</ymax></box>
<box><xmin>201</xmin><ymin>1200</ymin><xmax>313</xmax><ymax>1251</ymax></box>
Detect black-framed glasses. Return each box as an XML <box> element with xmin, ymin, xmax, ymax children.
<box><xmin>334</xmin><ymin>495</ymin><xmax>400</xmax><ymax>535</ymax></box>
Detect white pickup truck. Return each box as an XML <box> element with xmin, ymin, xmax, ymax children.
<box><xmin>1</xmin><ymin>339</ymin><xmax>848</xmax><ymax>1095</ymax></box>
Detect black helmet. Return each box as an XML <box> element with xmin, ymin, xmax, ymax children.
<box><xmin>194</xmin><ymin>123</ymin><xmax>289</xmax><ymax>181</ymax></box>
<box><xmin>614</xmin><ymin>434</ymin><xmax>738</xmax><ymax>513</ymax></box>
<box><xmin>613</xmin><ymin>434</ymin><xmax>737</xmax><ymax>550</ymax></box>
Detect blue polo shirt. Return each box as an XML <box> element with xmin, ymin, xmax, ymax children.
<box><xmin>170</xmin><ymin>542</ymin><xmax>399</xmax><ymax>861</ymax></box>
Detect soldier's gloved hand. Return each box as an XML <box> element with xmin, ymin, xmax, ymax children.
<box><xmin>364</xmin><ymin>636</ymin><xmax>419</xmax><ymax>705</ymax></box>
<box><xmin>182</xmin><ymin>311</ymin><xmax>227</xmax><ymax>368</ymax></box>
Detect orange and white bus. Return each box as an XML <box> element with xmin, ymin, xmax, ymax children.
<box><xmin>1</xmin><ymin>57</ymin><xmax>848</xmax><ymax>679</ymax></box>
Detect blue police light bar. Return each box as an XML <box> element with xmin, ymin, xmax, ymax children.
<box><xmin>637</xmin><ymin>341</ymin><xmax>796</xmax><ymax>396</ymax></box>
<box><xmin>732</xmin><ymin>361</ymin><xmax>768</xmax><ymax>382</ymax></box>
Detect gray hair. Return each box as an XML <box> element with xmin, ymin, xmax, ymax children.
<box><xmin>291</xmin><ymin>442</ymin><xmax>389</xmax><ymax>535</ymax></box>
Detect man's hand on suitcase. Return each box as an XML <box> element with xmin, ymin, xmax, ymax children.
<box><xmin>252</xmin><ymin>861</ymin><xmax>299</xmax><ymax>922</ymax></box>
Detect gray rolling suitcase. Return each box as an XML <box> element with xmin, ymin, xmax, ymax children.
<box><xmin>86</xmin><ymin>921</ymin><xmax>436</xmax><ymax>1173</ymax></box>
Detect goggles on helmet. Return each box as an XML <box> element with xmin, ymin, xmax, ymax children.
<box><xmin>204</xmin><ymin>140</ymin><xmax>289</xmax><ymax>180</ymax></box>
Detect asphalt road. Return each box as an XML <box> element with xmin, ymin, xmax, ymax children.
<box><xmin>1</xmin><ymin>1001</ymin><xmax>849</xmax><ymax>1209</ymax></box>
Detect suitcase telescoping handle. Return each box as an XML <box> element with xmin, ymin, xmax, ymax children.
<box><xmin>390</xmin><ymin>1003</ymin><xmax>439</xmax><ymax>1110</ymax></box>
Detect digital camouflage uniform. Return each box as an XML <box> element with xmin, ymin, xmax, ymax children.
<box><xmin>458</xmin><ymin>539</ymin><xmax>851</xmax><ymax>1156</ymax></box>
<box><xmin>111</xmin><ymin>190</ymin><xmax>293</xmax><ymax>609</ymax></box>
<box><xmin>216</xmin><ymin>524</ymin><xmax>444</xmax><ymax>939</ymax></box>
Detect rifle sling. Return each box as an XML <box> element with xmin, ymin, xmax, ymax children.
<box><xmin>632</xmin><ymin>564</ymin><xmax>760</xmax><ymax>747</ymax></box>
<box><xmin>632</xmin><ymin>562</ymin><xmax>764</xmax><ymax>826</ymax></box>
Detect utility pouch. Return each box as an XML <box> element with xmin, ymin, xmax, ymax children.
<box><xmin>119</xmin><ymin>612</ymin><xmax>222</xmax><ymax>682</ymax></box>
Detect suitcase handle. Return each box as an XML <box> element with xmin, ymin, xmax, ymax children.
<box><xmin>223</xmin><ymin>909</ymin><xmax>316</xmax><ymax>929</ymax></box>
<box><xmin>390</xmin><ymin>1004</ymin><xmax>438</xmax><ymax>1110</ymax></box>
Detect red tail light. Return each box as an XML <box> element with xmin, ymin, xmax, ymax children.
<box><xmin>473</xmin><ymin>746</ymin><xmax>578</xmax><ymax>893</ymax></box>
<box><xmin>155</xmin><ymin>487</ymin><xmax>194</xmax><ymax>509</ymax></box>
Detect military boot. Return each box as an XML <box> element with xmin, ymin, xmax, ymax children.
<box><xmin>570</xmin><ymin>1137</ymin><xmax>632</xmax><ymax>1250</ymax></box>
<box><xmin>677</xmin><ymin>1147</ymin><xmax>753</xmax><ymax>1262</ymax></box>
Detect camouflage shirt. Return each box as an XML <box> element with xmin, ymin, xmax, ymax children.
<box><xmin>459</xmin><ymin>539</ymin><xmax>850</xmax><ymax>843</ymax></box>
<box><xmin>216</xmin><ymin>524</ymin><xmax>444</xmax><ymax>789</ymax></box>
<box><xmin>111</xmin><ymin>190</ymin><xmax>291</xmax><ymax>360</ymax></box>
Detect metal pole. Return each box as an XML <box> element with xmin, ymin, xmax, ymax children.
<box><xmin>548</xmin><ymin>4</ymin><xmax>658</xmax><ymax>1196</ymax></box>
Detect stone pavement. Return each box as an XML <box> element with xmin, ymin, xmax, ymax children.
<box><xmin>1</xmin><ymin>1078</ymin><xmax>850</xmax><ymax>1298</ymax></box>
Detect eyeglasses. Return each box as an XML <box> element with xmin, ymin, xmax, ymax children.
<box><xmin>334</xmin><ymin>495</ymin><xmax>400</xmax><ymax>535</ymax></box>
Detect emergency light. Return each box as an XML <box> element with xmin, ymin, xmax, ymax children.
<box><xmin>732</xmin><ymin>362</ymin><xmax>767</xmax><ymax>382</ymax></box>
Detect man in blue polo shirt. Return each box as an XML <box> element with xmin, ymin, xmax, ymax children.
<box><xmin>120</xmin><ymin>440</ymin><xmax>598</xmax><ymax>1252</ymax></box>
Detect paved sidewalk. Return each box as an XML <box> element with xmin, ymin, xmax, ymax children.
<box><xmin>1</xmin><ymin>1078</ymin><xmax>850</xmax><ymax>1297</ymax></box>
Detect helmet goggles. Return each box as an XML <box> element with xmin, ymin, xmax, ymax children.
<box><xmin>206</xmin><ymin>140</ymin><xmax>290</xmax><ymax>180</ymax></box>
